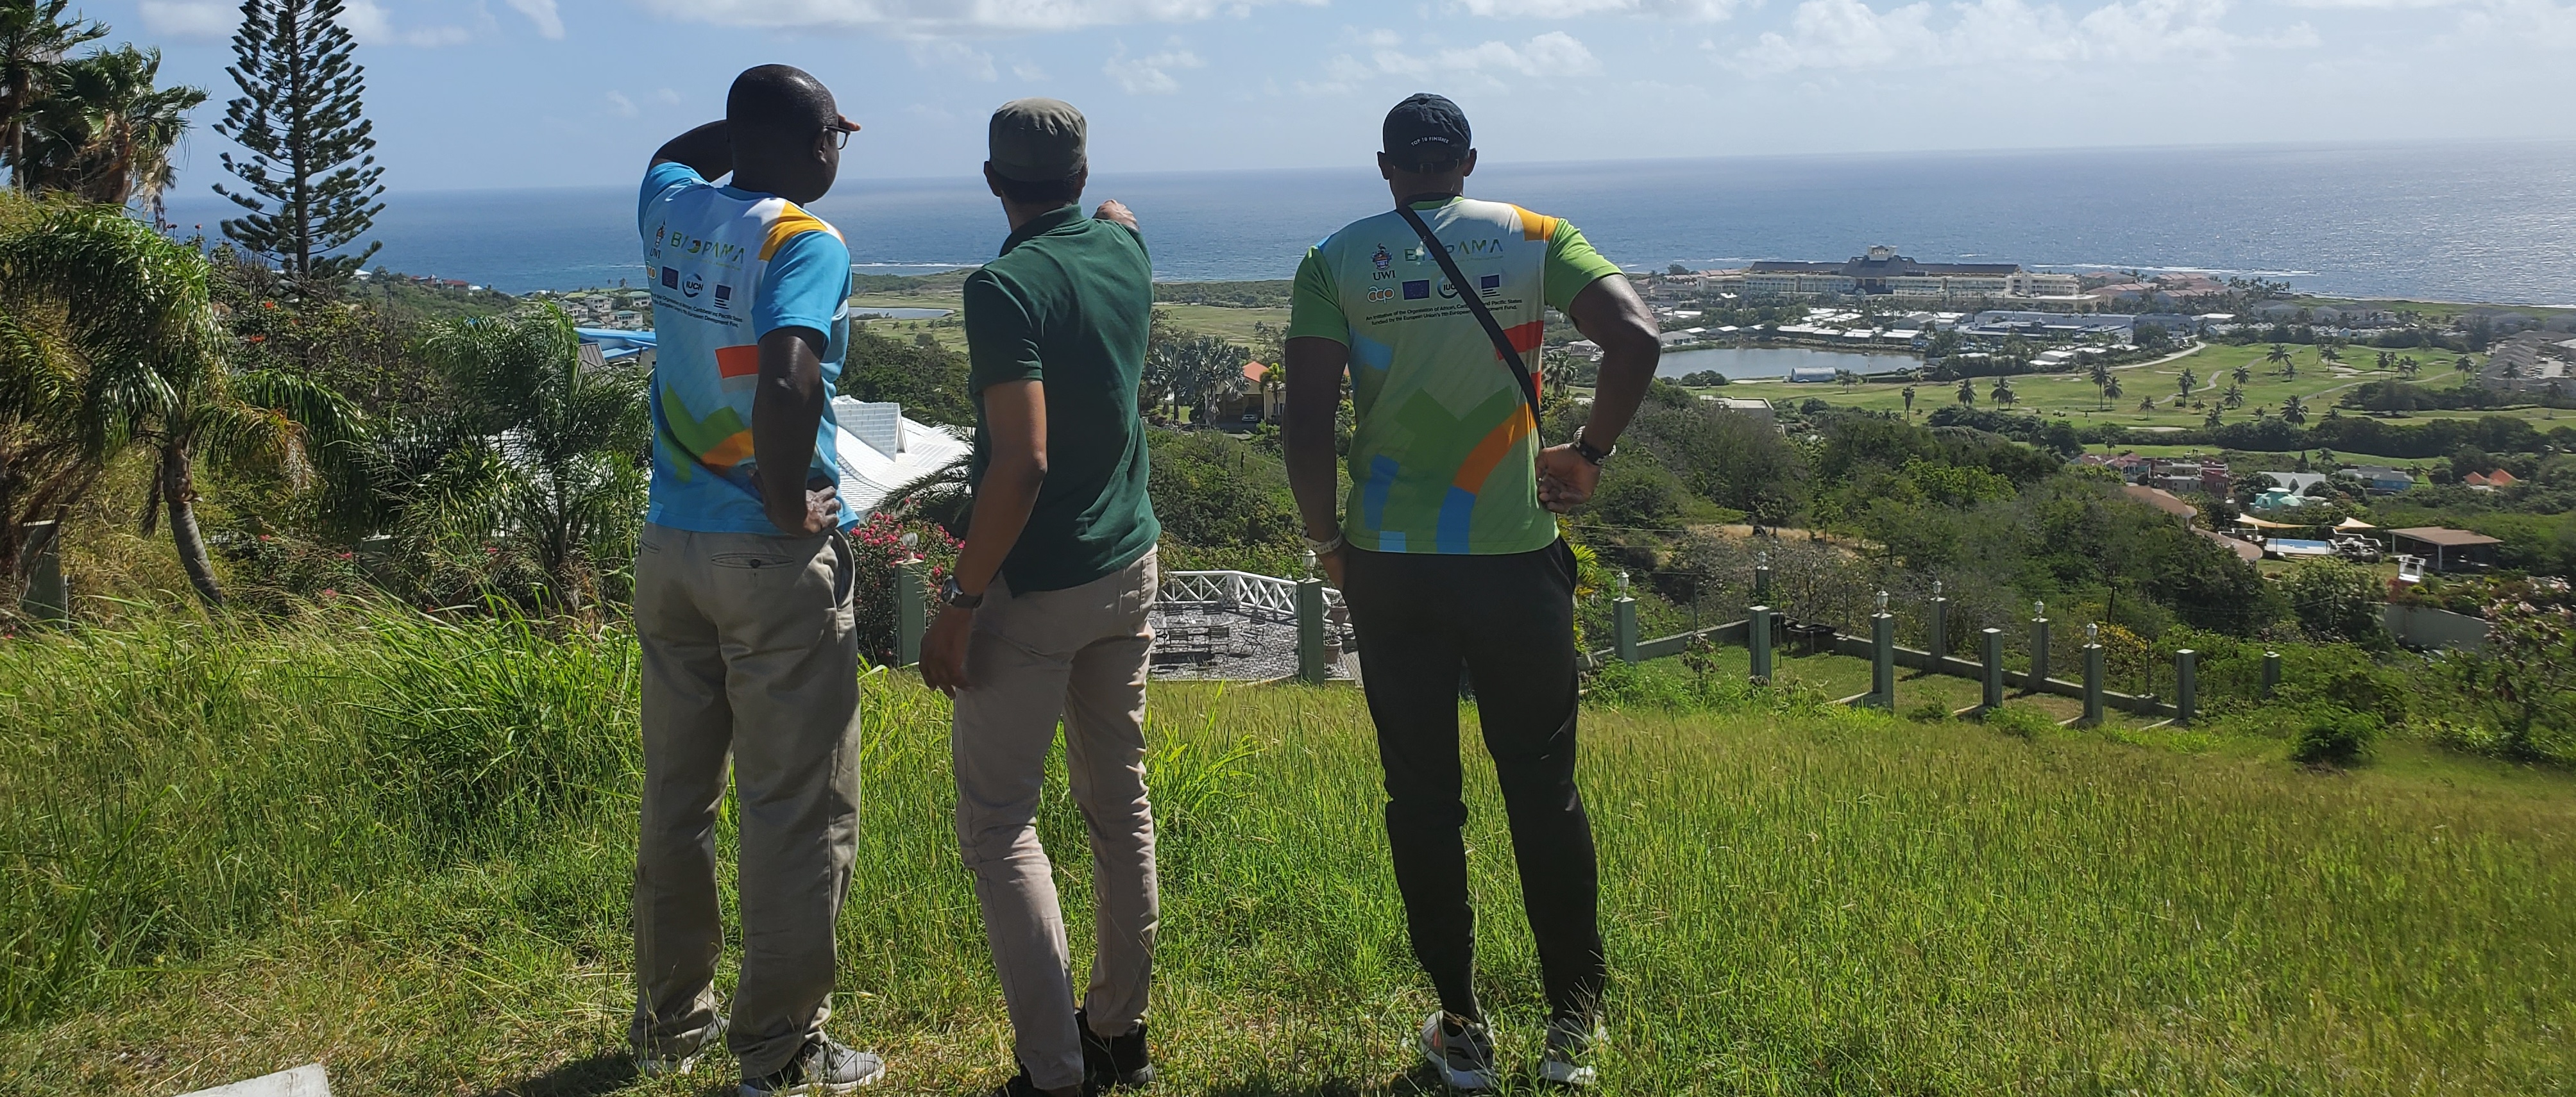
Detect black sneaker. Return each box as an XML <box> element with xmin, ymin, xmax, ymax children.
<box><xmin>1076</xmin><ymin>1009</ymin><xmax>1156</xmax><ymax>1090</ymax></box>
<box><xmin>739</xmin><ymin>1035</ymin><xmax>885</xmax><ymax>1096</ymax></box>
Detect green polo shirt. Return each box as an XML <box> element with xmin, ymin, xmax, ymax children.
<box><xmin>963</xmin><ymin>204</ymin><xmax>1160</xmax><ymax>593</ymax></box>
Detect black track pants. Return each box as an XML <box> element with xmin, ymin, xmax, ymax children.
<box><xmin>1341</xmin><ymin>540</ymin><xmax>1604</xmax><ymax>1026</ymax></box>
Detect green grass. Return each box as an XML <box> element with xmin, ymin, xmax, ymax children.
<box><xmin>1732</xmin><ymin>344</ymin><xmax>2507</xmax><ymax>431</ymax></box>
<box><xmin>3</xmin><ymin>609</ymin><xmax>2572</xmax><ymax>1094</ymax></box>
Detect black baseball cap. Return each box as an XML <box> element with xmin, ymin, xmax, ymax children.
<box><xmin>1382</xmin><ymin>93</ymin><xmax>1470</xmax><ymax>168</ymax></box>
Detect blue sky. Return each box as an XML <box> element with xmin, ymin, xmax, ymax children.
<box><xmin>92</xmin><ymin>0</ymin><xmax>2576</xmax><ymax>193</ymax></box>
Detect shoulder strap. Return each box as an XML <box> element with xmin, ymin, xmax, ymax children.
<box><xmin>1394</xmin><ymin>201</ymin><xmax>1541</xmax><ymax>435</ymax></box>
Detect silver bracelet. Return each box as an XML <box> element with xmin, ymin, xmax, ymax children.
<box><xmin>1302</xmin><ymin>530</ymin><xmax>1345</xmax><ymax>555</ymax></box>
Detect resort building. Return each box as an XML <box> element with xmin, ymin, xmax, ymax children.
<box><xmin>1741</xmin><ymin>246</ymin><xmax>2076</xmax><ymax>301</ymax></box>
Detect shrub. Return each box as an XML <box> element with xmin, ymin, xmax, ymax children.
<box><xmin>2282</xmin><ymin>559</ymin><xmax>2388</xmax><ymax>647</ymax></box>
<box><xmin>2289</xmin><ymin>706</ymin><xmax>2382</xmax><ymax>766</ymax></box>
<box><xmin>1904</xmin><ymin>700</ymin><xmax>1953</xmax><ymax>723</ymax></box>
<box><xmin>1981</xmin><ymin>703</ymin><xmax>2057</xmax><ymax>739</ymax></box>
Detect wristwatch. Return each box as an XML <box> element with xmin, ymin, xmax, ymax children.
<box><xmin>1573</xmin><ymin>426</ymin><xmax>1615</xmax><ymax>466</ymax></box>
<box><xmin>938</xmin><ymin>574</ymin><xmax>985</xmax><ymax>610</ymax></box>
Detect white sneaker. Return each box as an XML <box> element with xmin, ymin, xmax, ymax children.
<box><xmin>1539</xmin><ymin>1020</ymin><xmax>1604</xmax><ymax>1088</ymax></box>
<box><xmin>637</xmin><ymin>1016</ymin><xmax>725</xmax><ymax>1078</ymax></box>
<box><xmin>1418</xmin><ymin>1010</ymin><xmax>1500</xmax><ymax>1091</ymax></box>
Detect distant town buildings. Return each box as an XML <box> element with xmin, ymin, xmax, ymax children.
<box><xmin>2477</xmin><ymin>331</ymin><xmax>2575</xmax><ymax>396</ymax></box>
<box><xmin>1735</xmin><ymin>246</ymin><xmax>2080</xmax><ymax>302</ymax></box>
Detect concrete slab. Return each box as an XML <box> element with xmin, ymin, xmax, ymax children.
<box><xmin>177</xmin><ymin>1064</ymin><xmax>330</xmax><ymax>1097</ymax></box>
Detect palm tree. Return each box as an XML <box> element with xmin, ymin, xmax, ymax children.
<box><xmin>2454</xmin><ymin>355</ymin><xmax>2475</xmax><ymax>377</ymax></box>
<box><xmin>2318</xmin><ymin>342</ymin><xmax>2343</xmax><ymax>367</ymax></box>
<box><xmin>1990</xmin><ymin>376</ymin><xmax>2017</xmax><ymax>407</ymax></box>
<box><xmin>2087</xmin><ymin>360</ymin><xmax>2112</xmax><ymax>409</ymax></box>
<box><xmin>2398</xmin><ymin>356</ymin><xmax>2421</xmax><ymax>380</ymax></box>
<box><xmin>19</xmin><ymin>46</ymin><xmax>206</xmax><ymax>215</ymax></box>
<box><xmin>1901</xmin><ymin>384</ymin><xmax>1916</xmax><ymax>416</ymax></box>
<box><xmin>390</xmin><ymin>306</ymin><xmax>651</xmax><ymax>609</ymax></box>
<box><xmin>2103</xmin><ymin>374</ymin><xmax>2123</xmax><ymax>407</ymax></box>
<box><xmin>1955</xmin><ymin>376</ymin><xmax>1976</xmax><ymax>406</ymax></box>
<box><xmin>2204</xmin><ymin>406</ymin><xmax>2222</xmax><ymax>430</ymax></box>
<box><xmin>2177</xmin><ymin>368</ymin><xmax>2197</xmax><ymax>399</ymax></box>
<box><xmin>2264</xmin><ymin>344</ymin><xmax>2292</xmax><ymax>370</ymax></box>
<box><xmin>2137</xmin><ymin>396</ymin><xmax>2157</xmax><ymax>414</ymax></box>
<box><xmin>2222</xmin><ymin>383</ymin><xmax>2245</xmax><ymax>410</ymax></box>
<box><xmin>2232</xmin><ymin>362</ymin><xmax>2251</xmax><ymax>385</ymax></box>
<box><xmin>0</xmin><ymin>0</ymin><xmax>104</xmax><ymax>189</ymax></box>
<box><xmin>2281</xmin><ymin>394</ymin><xmax>2307</xmax><ymax>426</ymax></box>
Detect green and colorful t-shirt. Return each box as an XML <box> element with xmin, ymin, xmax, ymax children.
<box><xmin>1288</xmin><ymin>197</ymin><xmax>1622</xmax><ymax>555</ymax></box>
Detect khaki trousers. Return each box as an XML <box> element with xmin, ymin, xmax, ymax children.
<box><xmin>953</xmin><ymin>550</ymin><xmax>1161</xmax><ymax>1093</ymax></box>
<box><xmin>630</xmin><ymin>523</ymin><xmax>862</xmax><ymax>1078</ymax></box>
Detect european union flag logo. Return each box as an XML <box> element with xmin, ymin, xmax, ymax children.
<box><xmin>660</xmin><ymin>266</ymin><xmax>679</xmax><ymax>289</ymax></box>
<box><xmin>713</xmin><ymin>283</ymin><xmax>733</xmax><ymax>308</ymax></box>
<box><xmin>1403</xmin><ymin>280</ymin><xmax>1430</xmax><ymax>299</ymax></box>
<box><xmin>1480</xmin><ymin>274</ymin><xmax>1501</xmax><ymax>296</ymax></box>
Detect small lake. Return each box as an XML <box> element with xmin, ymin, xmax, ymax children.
<box><xmin>851</xmin><ymin>306</ymin><xmax>953</xmax><ymax>320</ymax></box>
<box><xmin>1654</xmin><ymin>345</ymin><xmax>1917</xmax><ymax>382</ymax></box>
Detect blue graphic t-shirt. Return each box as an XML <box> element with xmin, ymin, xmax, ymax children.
<box><xmin>638</xmin><ymin>161</ymin><xmax>853</xmax><ymax>534</ymax></box>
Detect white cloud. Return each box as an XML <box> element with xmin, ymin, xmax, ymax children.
<box><xmin>341</xmin><ymin>0</ymin><xmax>479</xmax><ymax>47</ymax></box>
<box><xmin>505</xmin><ymin>0</ymin><xmax>566</xmax><ymax>37</ymax></box>
<box><xmin>606</xmin><ymin>90</ymin><xmax>638</xmax><ymax>117</ymax></box>
<box><xmin>1451</xmin><ymin>0</ymin><xmax>1743</xmax><ymax>17</ymax></box>
<box><xmin>139</xmin><ymin>0</ymin><xmax>235</xmax><ymax>38</ymax></box>
<box><xmin>1013</xmin><ymin>61</ymin><xmax>1051</xmax><ymax>80</ymax></box>
<box><xmin>655</xmin><ymin>87</ymin><xmax>684</xmax><ymax>105</ymax></box>
<box><xmin>1738</xmin><ymin>0</ymin><xmax>2314</xmax><ymax>72</ymax></box>
<box><xmin>910</xmin><ymin>39</ymin><xmax>1000</xmax><ymax>80</ymax></box>
<box><xmin>1343</xmin><ymin>29</ymin><xmax>1604</xmax><ymax>81</ymax></box>
<box><xmin>2448</xmin><ymin>0</ymin><xmax>2576</xmax><ymax>45</ymax></box>
<box><xmin>623</xmin><ymin>0</ymin><xmax>1323</xmax><ymax>33</ymax></box>
<box><xmin>1104</xmin><ymin>44</ymin><xmax>1206</xmax><ymax>93</ymax></box>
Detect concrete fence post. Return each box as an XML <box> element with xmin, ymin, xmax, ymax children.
<box><xmin>1981</xmin><ymin>628</ymin><xmax>2005</xmax><ymax>712</ymax></box>
<box><xmin>1870</xmin><ymin>599</ymin><xmax>1895</xmax><ymax>709</ymax></box>
<box><xmin>2262</xmin><ymin>650</ymin><xmax>2282</xmax><ymax>697</ymax></box>
<box><xmin>1296</xmin><ymin>576</ymin><xmax>1328</xmax><ymax>683</ymax></box>
<box><xmin>1749</xmin><ymin>605</ymin><xmax>1774</xmax><ymax>682</ymax></box>
<box><xmin>896</xmin><ymin>562</ymin><xmax>928</xmax><ymax>668</ymax></box>
<box><xmin>2027</xmin><ymin>605</ymin><xmax>2051</xmax><ymax>691</ymax></box>
<box><xmin>1927</xmin><ymin>594</ymin><xmax>1951</xmax><ymax>665</ymax></box>
<box><xmin>1613</xmin><ymin>571</ymin><xmax>1638</xmax><ymax>664</ymax></box>
<box><xmin>17</xmin><ymin>519</ymin><xmax>66</xmax><ymax>624</ymax></box>
<box><xmin>2082</xmin><ymin>637</ymin><xmax>2106</xmax><ymax>726</ymax></box>
<box><xmin>2176</xmin><ymin>648</ymin><xmax>2199</xmax><ymax>726</ymax></box>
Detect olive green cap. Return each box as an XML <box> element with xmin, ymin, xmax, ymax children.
<box><xmin>988</xmin><ymin>97</ymin><xmax>1087</xmax><ymax>182</ymax></box>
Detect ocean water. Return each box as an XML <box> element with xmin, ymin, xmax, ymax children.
<box><xmin>161</xmin><ymin>140</ymin><xmax>2576</xmax><ymax>305</ymax></box>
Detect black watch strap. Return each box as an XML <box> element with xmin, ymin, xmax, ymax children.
<box><xmin>939</xmin><ymin>574</ymin><xmax>985</xmax><ymax>610</ymax></box>
<box><xmin>1574</xmin><ymin>428</ymin><xmax>1613</xmax><ymax>466</ymax></box>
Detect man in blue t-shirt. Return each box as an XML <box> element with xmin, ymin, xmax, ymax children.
<box><xmin>628</xmin><ymin>65</ymin><xmax>888</xmax><ymax>1096</ymax></box>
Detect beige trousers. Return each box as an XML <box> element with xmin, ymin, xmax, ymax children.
<box><xmin>953</xmin><ymin>549</ymin><xmax>1161</xmax><ymax>1092</ymax></box>
<box><xmin>630</xmin><ymin>523</ymin><xmax>862</xmax><ymax>1078</ymax></box>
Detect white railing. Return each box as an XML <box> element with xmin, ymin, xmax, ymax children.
<box><xmin>1159</xmin><ymin>569</ymin><xmax>1343</xmax><ymax>622</ymax></box>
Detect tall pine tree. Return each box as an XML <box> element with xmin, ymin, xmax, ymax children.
<box><xmin>213</xmin><ymin>0</ymin><xmax>382</xmax><ymax>281</ymax></box>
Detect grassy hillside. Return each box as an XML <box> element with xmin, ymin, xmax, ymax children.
<box><xmin>2</xmin><ymin>610</ymin><xmax>2570</xmax><ymax>1094</ymax></box>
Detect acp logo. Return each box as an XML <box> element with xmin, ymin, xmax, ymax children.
<box><xmin>1372</xmin><ymin>245</ymin><xmax>1391</xmax><ymax>272</ymax></box>
<box><xmin>682</xmin><ymin>271</ymin><xmax>704</xmax><ymax>298</ymax></box>
<box><xmin>1436</xmin><ymin>279</ymin><xmax>1458</xmax><ymax>299</ymax></box>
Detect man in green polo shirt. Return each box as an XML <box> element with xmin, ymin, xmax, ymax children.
<box><xmin>919</xmin><ymin>98</ymin><xmax>1161</xmax><ymax>1097</ymax></box>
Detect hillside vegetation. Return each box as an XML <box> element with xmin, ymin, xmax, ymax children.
<box><xmin>2</xmin><ymin>610</ymin><xmax>2570</xmax><ymax>1095</ymax></box>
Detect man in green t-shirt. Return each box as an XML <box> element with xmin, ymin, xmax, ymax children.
<box><xmin>920</xmin><ymin>98</ymin><xmax>1162</xmax><ymax>1097</ymax></box>
<box><xmin>1284</xmin><ymin>93</ymin><xmax>1660</xmax><ymax>1091</ymax></box>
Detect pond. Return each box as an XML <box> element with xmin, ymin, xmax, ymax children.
<box><xmin>1653</xmin><ymin>345</ymin><xmax>1916</xmax><ymax>382</ymax></box>
<box><xmin>851</xmin><ymin>306</ymin><xmax>953</xmax><ymax>320</ymax></box>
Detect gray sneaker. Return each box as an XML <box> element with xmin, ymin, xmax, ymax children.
<box><xmin>1539</xmin><ymin>1019</ymin><xmax>1604</xmax><ymax>1088</ymax></box>
<box><xmin>1416</xmin><ymin>1010</ymin><xmax>1499</xmax><ymax>1091</ymax></box>
<box><xmin>637</xmin><ymin>1016</ymin><xmax>726</xmax><ymax>1078</ymax></box>
<box><xmin>740</xmin><ymin>1036</ymin><xmax>885</xmax><ymax>1096</ymax></box>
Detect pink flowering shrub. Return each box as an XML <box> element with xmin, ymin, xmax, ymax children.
<box><xmin>846</xmin><ymin>511</ymin><xmax>960</xmax><ymax>666</ymax></box>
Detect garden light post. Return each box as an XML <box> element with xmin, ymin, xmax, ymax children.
<box><xmin>2082</xmin><ymin>623</ymin><xmax>2105</xmax><ymax>726</ymax></box>
<box><xmin>1754</xmin><ymin>550</ymin><xmax>1772</xmax><ymax>603</ymax></box>
<box><xmin>1870</xmin><ymin>590</ymin><xmax>1895</xmax><ymax>708</ymax></box>
<box><xmin>1297</xmin><ymin>550</ymin><xmax>1328</xmax><ymax>683</ymax></box>
<box><xmin>1981</xmin><ymin>628</ymin><xmax>2005</xmax><ymax>712</ymax></box>
<box><xmin>355</xmin><ymin>533</ymin><xmax>395</xmax><ymax>587</ymax></box>
<box><xmin>17</xmin><ymin>519</ymin><xmax>66</xmax><ymax>624</ymax></box>
<box><xmin>2028</xmin><ymin>600</ymin><xmax>2051</xmax><ymax>691</ymax></box>
<box><xmin>2262</xmin><ymin>650</ymin><xmax>2282</xmax><ymax>697</ymax></box>
<box><xmin>1927</xmin><ymin>579</ymin><xmax>1950</xmax><ymax>666</ymax></box>
<box><xmin>1749</xmin><ymin>605</ymin><xmax>1774</xmax><ymax>682</ymax></box>
<box><xmin>896</xmin><ymin>533</ymin><xmax>927</xmax><ymax>669</ymax></box>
